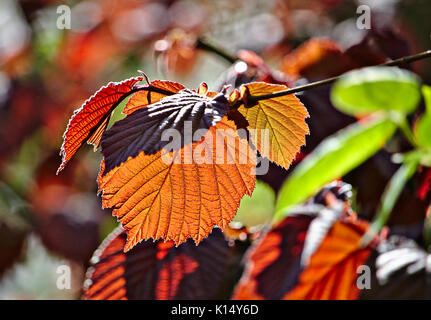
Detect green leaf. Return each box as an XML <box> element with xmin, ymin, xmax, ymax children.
<box><xmin>422</xmin><ymin>84</ymin><xmax>431</xmax><ymax>113</ymax></box>
<box><xmin>331</xmin><ymin>66</ymin><xmax>421</xmax><ymax>116</ymax></box>
<box><xmin>370</xmin><ymin>159</ymin><xmax>418</xmax><ymax>233</ymax></box>
<box><xmin>415</xmin><ymin>114</ymin><xmax>431</xmax><ymax>148</ymax></box>
<box><xmin>273</xmin><ymin>115</ymin><xmax>397</xmax><ymax>222</ymax></box>
<box><xmin>415</xmin><ymin>85</ymin><xmax>431</xmax><ymax>148</ymax></box>
<box><xmin>233</xmin><ymin>181</ymin><xmax>275</xmax><ymax>228</ymax></box>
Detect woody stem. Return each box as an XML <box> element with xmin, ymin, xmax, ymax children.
<box><xmin>246</xmin><ymin>49</ymin><xmax>431</xmax><ymax>104</ymax></box>
<box><xmin>196</xmin><ymin>37</ymin><xmax>237</xmax><ymax>64</ymax></box>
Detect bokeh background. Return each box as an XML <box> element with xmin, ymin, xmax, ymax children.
<box><xmin>0</xmin><ymin>0</ymin><xmax>430</xmax><ymax>299</ymax></box>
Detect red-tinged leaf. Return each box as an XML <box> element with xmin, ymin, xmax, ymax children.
<box><xmin>57</xmin><ymin>77</ymin><xmax>144</xmax><ymax>174</ymax></box>
<box><xmin>123</xmin><ymin>80</ymin><xmax>185</xmax><ymax>115</ymax></box>
<box><xmin>83</xmin><ymin>227</ymin><xmax>234</xmax><ymax>300</ymax></box>
<box><xmin>281</xmin><ymin>38</ymin><xmax>352</xmax><ymax>80</ymax></box>
<box><xmin>233</xmin><ymin>182</ymin><xmax>363</xmax><ymax>300</ymax></box>
<box><xmin>101</xmin><ymin>88</ymin><xmax>230</xmax><ymax>174</ymax></box>
<box><xmin>284</xmin><ymin>218</ymin><xmax>375</xmax><ymax>300</ymax></box>
<box><xmin>98</xmin><ymin>117</ymin><xmax>256</xmax><ymax>251</ymax></box>
<box><xmin>87</xmin><ymin>116</ymin><xmax>110</xmax><ymax>151</ymax></box>
<box><xmin>232</xmin><ymin>214</ymin><xmax>315</xmax><ymax>300</ymax></box>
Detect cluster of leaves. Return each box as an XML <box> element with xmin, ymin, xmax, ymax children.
<box><xmin>57</xmin><ymin>75</ymin><xmax>309</xmax><ymax>251</ymax></box>
<box><xmin>2</xmin><ymin>0</ymin><xmax>431</xmax><ymax>300</ymax></box>
<box><xmin>77</xmin><ymin>63</ymin><xmax>431</xmax><ymax>300</ymax></box>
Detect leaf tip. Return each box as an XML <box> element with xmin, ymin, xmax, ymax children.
<box><xmin>197</xmin><ymin>82</ymin><xmax>208</xmax><ymax>95</ymax></box>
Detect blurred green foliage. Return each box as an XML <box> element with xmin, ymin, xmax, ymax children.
<box><xmin>331</xmin><ymin>67</ymin><xmax>421</xmax><ymax>116</ymax></box>
<box><xmin>233</xmin><ymin>180</ymin><xmax>275</xmax><ymax>228</ymax></box>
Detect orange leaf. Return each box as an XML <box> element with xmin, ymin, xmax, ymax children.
<box><xmin>57</xmin><ymin>76</ymin><xmax>143</xmax><ymax>174</ymax></box>
<box><xmin>284</xmin><ymin>219</ymin><xmax>373</xmax><ymax>300</ymax></box>
<box><xmin>238</xmin><ymin>82</ymin><xmax>309</xmax><ymax>169</ymax></box>
<box><xmin>232</xmin><ymin>214</ymin><xmax>314</xmax><ymax>300</ymax></box>
<box><xmin>83</xmin><ymin>227</ymin><xmax>234</xmax><ymax>300</ymax></box>
<box><xmin>100</xmin><ymin>88</ymin><xmax>230</xmax><ymax>174</ymax></box>
<box><xmin>123</xmin><ymin>80</ymin><xmax>185</xmax><ymax>115</ymax></box>
<box><xmin>233</xmin><ymin>183</ymin><xmax>364</xmax><ymax>300</ymax></box>
<box><xmin>280</xmin><ymin>38</ymin><xmax>352</xmax><ymax>80</ymax></box>
<box><xmin>98</xmin><ymin>117</ymin><xmax>256</xmax><ymax>251</ymax></box>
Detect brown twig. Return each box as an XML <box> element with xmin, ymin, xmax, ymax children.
<box><xmin>196</xmin><ymin>37</ymin><xmax>237</xmax><ymax>64</ymax></box>
<box><xmin>196</xmin><ymin>37</ymin><xmax>431</xmax><ymax>105</ymax></box>
<box><xmin>247</xmin><ymin>50</ymin><xmax>431</xmax><ymax>104</ymax></box>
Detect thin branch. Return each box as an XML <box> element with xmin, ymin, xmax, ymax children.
<box><xmin>247</xmin><ymin>50</ymin><xmax>431</xmax><ymax>104</ymax></box>
<box><xmin>135</xmin><ymin>47</ymin><xmax>431</xmax><ymax>108</ymax></box>
<box><xmin>195</xmin><ymin>37</ymin><xmax>431</xmax><ymax>102</ymax></box>
<box><xmin>196</xmin><ymin>37</ymin><xmax>237</xmax><ymax>64</ymax></box>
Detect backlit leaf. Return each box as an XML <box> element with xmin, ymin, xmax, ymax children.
<box><xmin>284</xmin><ymin>218</ymin><xmax>374</xmax><ymax>300</ymax></box>
<box><xmin>232</xmin><ymin>214</ymin><xmax>315</xmax><ymax>299</ymax></box>
<box><xmin>415</xmin><ymin>85</ymin><xmax>431</xmax><ymax>148</ymax></box>
<box><xmin>331</xmin><ymin>66</ymin><xmax>421</xmax><ymax>116</ymax></box>
<box><xmin>101</xmin><ymin>88</ymin><xmax>229</xmax><ymax>174</ymax></box>
<box><xmin>57</xmin><ymin>76</ymin><xmax>144</xmax><ymax>174</ymax></box>
<box><xmin>238</xmin><ymin>82</ymin><xmax>309</xmax><ymax>170</ymax></box>
<box><xmin>415</xmin><ymin>114</ymin><xmax>431</xmax><ymax>149</ymax></box>
<box><xmin>123</xmin><ymin>80</ymin><xmax>185</xmax><ymax>115</ymax></box>
<box><xmin>280</xmin><ymin>38</ymin><xmax>352</xmax><ymax>80</ymax></box>
<box><xmin>98</xmin><ymin>117</ymin><xmax>256</xmax><ymax>251</ymax></box>
<box><xmin>83</xmin><ymin>227</ymin><xmax>234</xmax><ymax>300</ymax></box>
<box><xmin>232</xmin><ymin>182</ymin><xmax>353</xmax><ymax>300</ymax></box>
